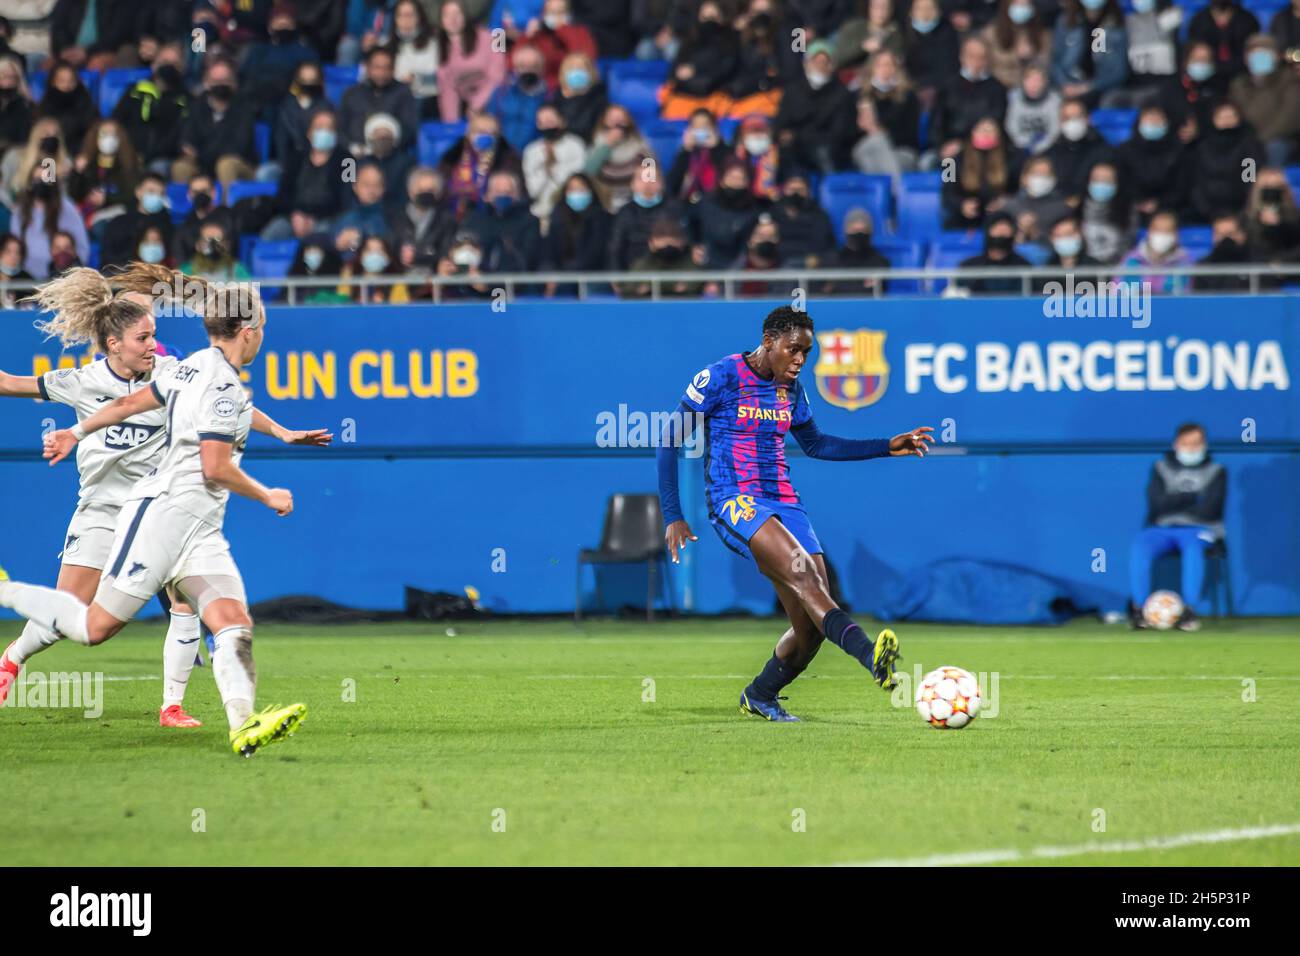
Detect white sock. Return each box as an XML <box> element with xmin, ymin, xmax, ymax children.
<box><xmin>0</xmin><ymin>581</ymin><xmax>90</xmax><ymax>645</ymax></box>
<box><xmin>162</xmin><ymin>611</ymin><xmax>202</xmax><ymax>708</ymax></box>
<box><xmin>7</xmin><ymin>619</ymin><xmax>64</xmax><ymax>666</ymax></box>
<box><xmin>211</xmin><ymin>625</ymin><xmax>255</xmax><ymax>730</ymax></box>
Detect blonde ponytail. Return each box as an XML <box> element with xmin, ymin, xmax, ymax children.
<box><xmin>25</xmin><ymin>267</ymin><xmax>150</xmax><ymax>352</ymax></box>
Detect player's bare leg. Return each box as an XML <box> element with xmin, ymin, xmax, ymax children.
<box><xmin>749</xmin><ymin>518</ymin><xmax>899</xmax><ymax>689</ymax></box>
<box><xmin>0</xmin><ymin>563</ymin><xmax>101</xmax><ymax>705</ymax></box>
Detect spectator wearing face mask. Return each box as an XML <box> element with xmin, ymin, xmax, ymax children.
<box><xmin>623</xmin><ymin>218</ymin><xmax>703</xmax><ymax>299</ymax></box>
<box><xmin>111</xmin><ymin>42</ymin><xmax>189</xmax><ymax>175</ymax></box>
<box><xmin>134</xmin><ymin>225</ymin><xmax>173</xmax><ymax>269</ymax></box>
<box><xmin>666</xmin><ymin>109</ymin><xmax>729</xmax><ymax>203</ymax></box>
<box><xmin>1044</xmin><ymin>97</ymin><xmax>1114</xmax><ymax>197</ymax></box>
<box><xmin>240</xmin><ymin>4</ymin><xmax>319</xmax><ymax>119</ymax></box>
<box><xmin>46</xmin><ymin>230</ymin><xmax>83</xmax><ymax>277</ymax></box>
<box><xmin>1039</xmin><ymin>215</ymin><xmax>1103</xmax><ymax>291</ymax></box>
<box><xmin>692</xmin><ymin>159</ymin><xmax>764</xmax><ymax>267</ymax></box>
<box><xmin>1128</xmin><ymin>422</ymin><xmax>1224</xmax><ymax>631</ymax></box>
<box><xmin>1123</xmin><ymin>0</ymin><xmax>1184</xmax><ymax>105</ymax></box>
<box><xmin>524</xmin><ymin>0</ymin><xmax>599</xmax><ymax>88</ymax></box>
<box><xmin>979</xmin><ymin>0</ymin><xmax>1053</xmax><ymax>91</ymax></box>
<box><xmin>363</xmin><ymin>113</ymin><xmax>416</xmax><ymax>210</ymax></box>
<box><xmin>1189</xmin><ymin>0</ymin><xmax>1260</xmax><ymax>78</ymax></box>
<box><xmin>859</xmin><ymin>50</ymin><xmax>922</xmax><ymax>169</ymax></box>
<box><xmin>0</xmin><ymin>56</ymin><xmax>30</xmax><ymax>157</ymax></box>
<box><xmin>736</xmin><ymin>216</ymin><xmax>795</xmax><ymax>298</ymax></box>
<box><xmin>388</xmin><ymin>166</ymin><xmax>455</xmax><ymax>269</ymax></box>
<box><xmin>438</xmin><ymin>114</ymin><xmax>525</xmax><ymax>219</ymax></box>
<box><xmin>1115</xmin><ymin>105</ymin><xmax>1189</xmax><ymax>225</ymax></box>
<box><xmin>0</xmin><ymin>233</ymin><xmax>33</xmax><ymax>307</ymax></box>
<box><xmin>903</xmin><ymin>0</ymin><xmax>961</xmax><ymax>104</ymax></box>
<box><xmin>182</xmin><ymin>222</ymin><xmax>250</xmax><ymax>282</ymax></box>
<box><xmin>1156</xmin><ymin>42</ymin><xmax>1228</xmax><ymax>142</ymax></box>
<box><xmin>1004</xmin><ymin>64</ymin><xmax>1061</xmax><ymax>154</ymax></box>
<box><xmin>943</xmin><ymin>117</ymin><xmax>1021</xmax><ymax>230</ymax></box>
<box><xmin>957</xmin><ymin>212</ymin><xmax>1031</xmax><ymax>294</ymax></box>
<box><xmin>769</xmin><ymin>172</ymin><xmax>836</xmax><ymax>262</ymax></box>
<box><xmin>265</xmin><ymin>110</ymin><xmax>354</xmax><ymax>241</ymax></box>
<box><xmin>932</xmin><ymin>37</ymin><xmax>1009</xmax><ymax>161</ymax></box>
<box><xmin>175</xmin><ymin>174</ymin><xmax>236</xmax><ymax>263</ymax></box>
<box><xmin>436</xmin><ymin>0</ymin><xmax>509</xmax><ymax>121</ymax></box>
<box><xmin>69</xmin><ymin>119</ymin><xmax>140</xmax><ymax>238</ymax></box>
<box><xmin>1079</xmin><ymin>160</ymin><xmax>1135</xmax><ymax>263</ymax></box>
<box><xmin>340</xmin><ymin>235</ymin><xmax>411</xmax><ymax>303</ymax></box>
<box><xmin>606</xmin><ymin>174</ymin><xmax>690</xmax><ymax>270</ymax></box>
<box><xmin>275</xmin><ymin>62</ymin><xmax>331</xmax><ymax>179</ymax></box>
<box><xmin>341</xmin><ymin>46</ymin><xmax>420</xmax><ymax>154</ymax></box>
<box><xmin>1229</xmin><ymin>35</ymin><xmax>1300</xmax><ymax>168</ymax></box>
<box><xmin>461</xmin><ymin>170</ymin><xmax>544</xmax><ymax>273</ymax></box>
<box><xmin>821</xmin><ymin>208</ymin><xmax>892</xmax><ymax>296</ymax></box>
<box><xmin>174</xmin><ymin>58</ymin><xmax>260</xmax><ymax>188</ymax></box>
<box><xmin>659</xmin><ymin>1</ymin><xmax>741</xmax><ymax>120</ymax></box>
<box><xmin>1188</xmin><ymin>101</ymin><xmax>1264</xmax><ymax>223</ymax></box>
<box><xmin>542</xmin><ymin>172</ymin><xmax>612</xmax><ymax>277</ymax></box>
<box><xmin>583</xmin><ymin>105</ymin><xmax>655</xmax><ymax>212</ymax></box>
<box><xmin>733</xmin><ymin>114</ymin><xmax>783</xmax><ymax>201</ymax></box>
<box><xmin>436</xmin><ymin>230</ymin><xmax>494</xmax><ymax>299</ymax></box>
<box><xmin>390</xmin><ymin>0</ymin><xmax>440</xmax><ymax>110</ymax></box>
<box><xmin>1196</xmin><ymin>213</ymin><xmax>1252</xmax><ymax>291</ymax></box>
<box><xmin>552</xmin><ymin>52</ymin><xmax>607</xmax><ymax>141</ymax></box>
<box><xmin>3</xmin><ymin>120</ymin><xmax>72</xmax><ymax>210</ymax></box>
<box><xmin>490</xmin><ymin>43</ymin><xmax>550</xmax><ymax>152</ymax></box>
<box><xmin>1001</xmin><ymin>155</ymin><xmax>1072</xmax><ymax>244</ymax></box>
<box><xmin>289</xmin><ymin>237</ymin><xmax>350</xmax><ymax>303</ymax></box>
<box><xmin>99</xmin><ymin>173</ymin><xmax>172</xmax><ymax>270</ymax></box>
<box><xmin>1246</xmin><ymin>169</ymin><xmax>1300</xmax><ymax>268</ymax></box>
<box><xmin>1052</xmin><ymin>0</ymin><xmax>1130</xmax><ymax>107</ymax></box>
<box><xmin>1118</xmin><ymin>209</ymin><xmax>1191</xmax><ymax>293</ymax></box>
<box><xmin>35</xmin><ymin>62</ymin><xmax>95</xmax><ymax>158</ymax></box>
<box><xmin>523</xmin><ymin>104</ymin><xmax>587</xmax><ymax>225</ymax></box>
<box><xmin>775</xmin><ymin>41</ymin><xmax>858</xmax><ymax>174</ymax></box>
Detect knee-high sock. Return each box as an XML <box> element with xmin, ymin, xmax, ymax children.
<box><xmin>162</xmin><ymin>611</ymin><xmax>201</xmax><ymax>708</ymax></box>
<box><xmin>821</xmin><ymin>607</ymin><xmax>874</xmax><ymax>669</ymax></box>
<box><xmin>747</xmin><ymin>652</ymin><xmax>807</xmax><ymax>701</ymax></box>
<box><xmin>0</xmin><ymin>581</ymin><xmax>90</xmax><ymax>645</ymax></box>
<box><xmin>211</xmin><ymin>625</ymin><xmax>256</xmax><ymax>730</ymax></box>
<box><xmin>6</xmin><ymin>619</ymin><xmax>64</xmax><ymax>665</ymax></box>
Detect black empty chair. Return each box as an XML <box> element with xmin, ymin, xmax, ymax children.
<box><xmin>575</xmin><ymin>494</ymin><xmax>673</xmax><ymax>621</ymax></box>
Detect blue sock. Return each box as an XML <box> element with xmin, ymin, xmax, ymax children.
<box><xmin>821</xmin><ymin>608</ymin><xmax>873</xmax><ymax>669</ymax></box>
<box><xmin>746</xmin><ymin>652</ymin><xmax>805</xmax><ymax>701</ymax></box>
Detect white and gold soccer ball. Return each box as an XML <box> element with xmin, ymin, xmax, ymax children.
<box><xmin>915</xmin><ymin>666</ymin><xmax>981</xmax><ymax>729</ymax></box>
<box><xmin>1142</xmin><ymin>590</ymin><xmax>1185</xmax><ymax>630</ymax></box>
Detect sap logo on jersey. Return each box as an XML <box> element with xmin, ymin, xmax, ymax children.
<box><xmin>103</xmin><ymin>423</ymin><xmax>162</xmax><ymax>450</ymax></box>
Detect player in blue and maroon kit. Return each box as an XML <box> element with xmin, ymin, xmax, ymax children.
<box><xmin>656</xmin><ymin>306</ymin><xmax>934</xmax><ymax>721</ymax></box>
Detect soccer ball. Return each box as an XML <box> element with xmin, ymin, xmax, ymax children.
<box><xmin>1143</xmin><ymin>590</ymin><xmax>1185</xmax><ymax>630</ymax></box>
<box><xmin>915</xmin><ymin>666</ymin><xmax>981</xmax><ymax>729</ymax></box>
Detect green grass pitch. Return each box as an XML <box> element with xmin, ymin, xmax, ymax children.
<box><xmin>2</xmin><ymin>616</ymin><xmax>1298</xmax><ymax>866</ymax></box>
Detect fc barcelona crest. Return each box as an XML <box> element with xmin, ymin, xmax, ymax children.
<box><xmin>814</xmin><ymin>329</ymin><xmax>889</xmax><ymax>410</ymax></box>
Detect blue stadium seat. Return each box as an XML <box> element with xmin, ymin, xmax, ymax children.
<box><xmin>1245</xmin><ymin>0</ymin><xmax>1288</xmax><ymax>23</ymax></box>
<box><xmin>1285</xmin><ymin>166</ymin><xmax>1300</xmax><ymax>203</ymax></box>
<box><xmin>239</xmin><ymin>235</ymin><xmax>257</xmax><ymax>269</ymax></box>
<box><xmin>818</xmin><ymin>172</ymin><xmax>893</xmax><ymax>239</ymax></box>
<box><xmin>250</xmin><ymin>239</ymin><xmax>299</xmax><ymax>300</ymax></box>
<box><xmin>718</xmin><ymin>117</ymin><xmax>739</xmax><ymax>144</ymax></box>
<box><xmin>419</xmin><ymin>120</ymin><xmax>466</xmax><ymax>166</ymax></box>
<box><xmin>603</xmin><ymin>58</ymin><xmax>670</xmax><ymax>85</ymax></box>
<box><xmin>607</xmin><ymin>68</ymin><xmax>663</xmax><ymax>122</ymax></box>
<box><xmin>99</xmin><ymin>68</ymin><xmax>148</xmax><ymax>117</ymax></box>
<box><xmin>255</xmin><ymin>122</ymin><xmax>271</xmax><ymax>163</ymax></box>
<box><xmin>1015</xmin><ymin>242</ymin><xmax>1049</xmax><ymax>266</ymax></box>
<box><xmin>927</xmin><ymin>231</ymin><xmax>983</xmax><ymax>293</ymax></box>
<box><xmin>324</xmin><ymin>64</ymin><xmax>360</xmax><ymax>105</ymax></box>
<box><xmin>874</xmin><ymin>236</ymin><xmax>926</xmax><ymax>295</ymax></box>
<box><xmin>88</xmin><ymin>241</ymin><xmax>100</xmax><ymax>269</ymax></box>
<box><xmin>226</xmin><ymin>180</ymin><xmax>278</xmax><ymax>207</ymax></box>
<box><xmin>897</xmin><ymin>172</ymin><xmax>943</xmax><ymax>239</ymax></box>
<box><xmin>641</xmin><ymin>118</ymin><xmax>686</xmax><ymax>168</ymax></box>
<box><xmin>1091</xmin><ymin>108</ymin><xmax>1136</xmax><ymax>146</ymax></box>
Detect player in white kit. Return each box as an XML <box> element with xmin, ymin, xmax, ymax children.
<box><xmin>0</xmin><ymin>274</ymin><xmax>328</xmax><ymax>728</ymax></box>
<box><xmin>0</xmin><ymin>266</ymin><xmax>310</xmax><ymax>756</ymax></box>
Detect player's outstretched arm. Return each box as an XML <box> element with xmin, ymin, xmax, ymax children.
<box><xmin>656</xmin><ymin>406</ymin><xmax>700</xmax><ymax>564</ymax></box>
<box><xmin>251</xmin><ymin>407</ymin><xmax>334</xmax><ymax>446</ymax></box>
<box><xmin>887</xmin><ymin>426</ymin><xmax>936</xmax><ymax>458</ymax></box>
<box><xmin>791</xmin><ymin>419</ymin><xmax>935</xmax><ymax>460</ymax></box>
<box><xmin>42</xmin><ymin>387</ymin><xmax>164</xmax><ymax>465</ymax></box>
<box><xmin>199</xmin><ymin>438</ymin><xmax>294</xmax><ymax>516</ymax></box>
<box><xmin>0</xmin><ymin>370</ymin><xmax>40</xmax><ymax>399</ymax></box>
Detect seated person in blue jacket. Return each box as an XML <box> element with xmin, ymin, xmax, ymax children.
<box><xmin>1129</xmin><ymin>422</ymin><xmax>1226</xmax><ymax>631</ymax></box>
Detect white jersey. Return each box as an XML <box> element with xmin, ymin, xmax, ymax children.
<box><xmin>130</xmin><ymin>346</ymin><xmax>253</xmax><ymax>529</ymax></box>
<box><xmin>39</xmin><ymin>354</ymin><xmax>177</xmax><ymax>508</ymax></box>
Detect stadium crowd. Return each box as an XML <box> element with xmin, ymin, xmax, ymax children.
<box><xmin>0</xmin><ymin>0</ymin><xmax>1296</xmax><ymax>301</ymax></box>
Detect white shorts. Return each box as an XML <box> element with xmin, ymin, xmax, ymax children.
<box><xmin>60</xmin><ymin>500</ymin><xmax>123</xmax><ymax>570</ymax></box>
<box><xmin>98</xmin><ymin>496</ymin><xmax>247</xmax><ymax>619</ymax></box>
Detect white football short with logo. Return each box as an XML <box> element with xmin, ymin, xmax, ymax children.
<box><xmin>59</xmin><ymin>500</ymin><xmax>125</xmax><ymax>571</ymax></box>
<box><xmin>95</xmin><ymin>495</ymin><xmax>247</xmax><ymax>621</ymax></box>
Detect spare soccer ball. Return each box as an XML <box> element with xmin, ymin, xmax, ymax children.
<box><xmin>915</xmin><ymin>666</ymin><xmax>981</xmax><ymax>730</ymax></box>
<box><xmin>1143</xmin><ymin>590</ymin><xmax>1184</xmax><ymax>630</ymax></box>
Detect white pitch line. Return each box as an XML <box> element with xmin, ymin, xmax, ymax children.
<box><xmin>834</xmin><ymin>822</ymin><xmax>1300</xmax><ymax>867</ymax></box>
<box><xmin>521</xmin><ymin>674</ymin><xmax>1300</xmax><ymax>681</ymax></box>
